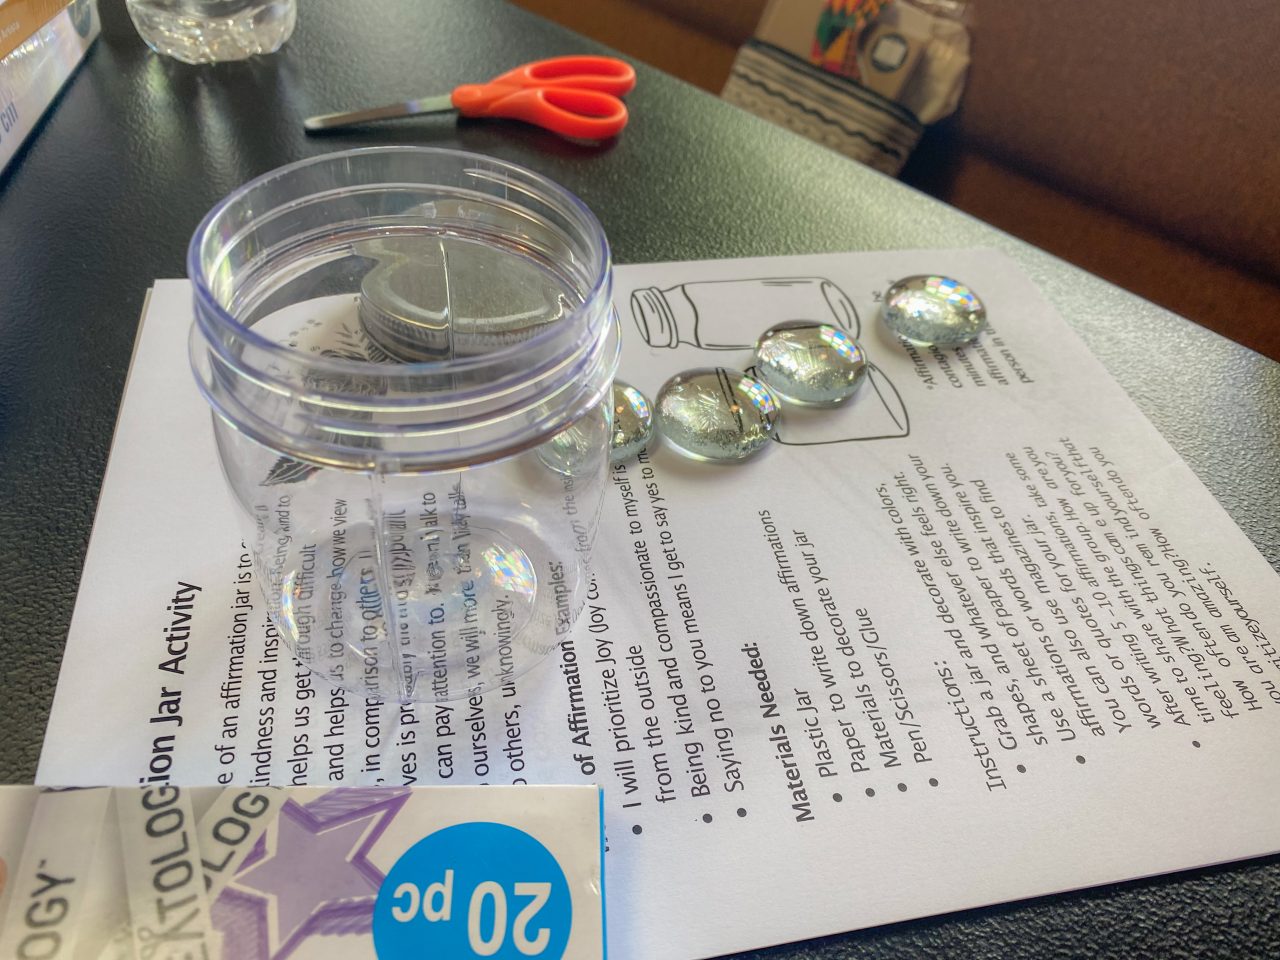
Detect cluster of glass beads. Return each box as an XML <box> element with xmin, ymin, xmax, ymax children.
<box><xmin>613</xmin><ymin>275</ymin><xmax>984</xmax><ymax>464</ymax></box>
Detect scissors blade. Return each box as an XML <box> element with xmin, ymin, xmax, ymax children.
<box><xmin>304</xmin><ymin>94</ymin><xmax>455</xmax><ymax>132</ymax></box>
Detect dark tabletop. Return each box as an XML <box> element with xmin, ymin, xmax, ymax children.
<box><xmin>2</xmin><ymin>0</ymin><xmax>1278</xmax><ymax>957</ymax></box>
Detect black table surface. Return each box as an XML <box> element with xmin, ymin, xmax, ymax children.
<box><xmin>2</xmin><ymin>1</ymin><xmax>1278</xmax><ymax>957</ymax></box>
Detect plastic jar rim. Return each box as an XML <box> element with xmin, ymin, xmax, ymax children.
<box><xmin>186</xmin><ymin>146</ymin><xmax>614</xmax><ymax>384</ymax></box>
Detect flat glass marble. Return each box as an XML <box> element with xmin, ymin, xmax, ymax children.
<box><xmin>611</xmin><ymin>380</ymin><xmax>653</xmax><ymax>463</ymax></box>
<box><xmin>655</xmin><ymin>368</ymin><xmax>779</xmax><ymax>463</ymax></box>
<box><xmin>537</xmin><ymin>424</ymin><xmax>594</xmax><ymax>476</ymax></box>
<box><xmin>536</xmin><ymin>400</ymin><xmax>610</xmax><ymax>477</ymax></box>
<box><xmin>882</xmin><ymin>275</ymin><xmax>987</xmax><ymax>347</ymax></box>
<box><xmin>537</xmin><ymin>381</ymin><xmax>650</xmax><ymax>475</ymax></box>
<box><xmin>754</xmin><ymin>321</ymin><xmax>868</xmax><ymax>406</ymax></box>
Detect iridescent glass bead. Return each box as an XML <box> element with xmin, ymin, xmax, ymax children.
<box><xmin>611</xmin><ymin>380</ymin><xmax>654</xmax><ymax>463</ymax></box>
<box><xmin>537</xmin><ymin>423</ymin><xmax>595</xmax><ymax>476</ymax></box>
<box><xmin>655</xmin><ymin>368</ymin><xmax>779</xmax><ymax>463</ymax></box>
<box><xmin>754</xmin><ymin>321</ymin><xmax>868</xmax><ymax>406</ymax></box>
<box><xmin>882</xmin><ymin>275</ymin><xmax>987</xmax><ymax>346</ymax></box>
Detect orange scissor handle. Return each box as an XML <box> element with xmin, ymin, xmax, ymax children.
<box><xmin>452</xmin><ymin>85</ymin><xmax>629</xmax><ymax>140</ymax></box>
<box><xmin>485</xmin><ymin>55</ymin><xmax>636</xmax><ymax>96</ymax></box>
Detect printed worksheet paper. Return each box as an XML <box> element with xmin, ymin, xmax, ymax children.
<box><xmin>39</xmin><ymin>249</ymin><xmax>1280</xmax><ymax>960</ymax></box>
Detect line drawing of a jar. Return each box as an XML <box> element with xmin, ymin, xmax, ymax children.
<box><xmin>631</xmin><ymin>277</ymin><xmax>860</xmax><ymax>349</ymax></box>
<box><xmin>766</xmin><ymin>363</ymin><xmax>910</xmax><ymax>445</ymax></box>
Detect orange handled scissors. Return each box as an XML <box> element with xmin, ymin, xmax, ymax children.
<box><xmin>305</xmin><ymin>55</ymin><xmax>636</xmax><ymax>140</ymax></box>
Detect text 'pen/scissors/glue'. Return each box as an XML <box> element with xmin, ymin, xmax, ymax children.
<box><xmin>304</xmin><ymin>55</ymin><xmax>637</xmax><ymax>140</ymax></box>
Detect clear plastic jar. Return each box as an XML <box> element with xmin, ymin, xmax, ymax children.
<box><xmin>188</xmin><ymin>148</ymin><xmax>619</xmax><ymax>704</ymax></box>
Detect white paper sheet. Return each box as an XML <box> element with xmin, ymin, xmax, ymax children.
<box><xmin>39</xmin><ymin>249</ymin><xmax>1280</xmax><ymax>960</ymax></box>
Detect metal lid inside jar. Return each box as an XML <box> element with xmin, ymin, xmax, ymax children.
<box><xmin>356</xmin><ymin>233</ymin><xmax>573</xmax><ymax>363</ymax></box>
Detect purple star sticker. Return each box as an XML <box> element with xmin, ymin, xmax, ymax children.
<box><xmin>212</xmin><ymin>788</ymin><xmax>410</xmax><ymax>959</ymax></box>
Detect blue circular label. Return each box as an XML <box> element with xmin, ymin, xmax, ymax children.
<box><xmin>373</xmin><ymin>822</ymin><xmax>572</xmax><ymax>959</ymax></box>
